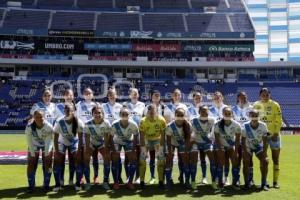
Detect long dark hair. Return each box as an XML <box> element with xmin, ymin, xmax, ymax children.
<box><xmin>65</xmin><ymin>103</ymin><xmax>78</xmax><ymax>136</ymax></box>
<box><xmin>175</xmin><ymin>108</ymin><xmax>191</xmax><ymax>141</ymax></box>
<box><xmin>219</xmin><ymin>106</ymin><xmax>232</xmax><ymax>132</ymax></box>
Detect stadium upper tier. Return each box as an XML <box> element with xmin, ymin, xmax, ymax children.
<box><xmin>0</xmin><ymin>0</ymin><xmax>246</xmax><ymax>12</ymax></box>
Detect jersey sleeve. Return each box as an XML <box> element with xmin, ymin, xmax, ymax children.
<box><xmin>53</xmin><ymin>121</ymin><xmax>61</xmax><ymax>134</ymax></box>
<box><xmin>213</xmin><ymin>123</ymin><xmax>220</xmax><ymax>136</ymax></box>
<box><xmin>273</xmin><ymin>102</ymin><xmax>282</xmax><ymax>134</ymax></box>
<box><xmin>236</xmin><ymin>123</ymin><xmax>242</xmax><ymax>134</ymax></box>
<box><xmin>132</xmin><ymin>123</ymin><xmax>139</xmax><ymax>135</ymax></box>
<box><xmin>241</xmin><ymin>126</ymin><xmax>246</xmax><ymax>138</ymax></box>
<box><xmin>139</xmin><ymin>118</ymin><xmax>146</xmax><ymax>133</ymax></box>
<box><xmin>25</xmin><ymin>126</ymin><xmax>35</xmax><ymax>156</ymax></box>
<box><xmin>30</xmin><ymin>103</ymin><xmax>39</xmax><ymax>116</ymax></box>
<box><xmin>44</xmin><ymin>125</ymin><xmax>54</xmax><ymax>156</ymax></box>
<box><xmin>261</xmin><ymin>123</ymin><xmax>268</xmax><ymax>137</ymax></box>
<box><xmin>160</xmin><ymin>117</ymin><xmax>167</xmax><ymax>130</ymax></box>
<box><xmin>77</xmin><ymin>119</ymin><xmax>85</xmax><ymax>133</ymax></box>
<box><xmin>165</xmin><ymin>126</ymin><xmax>172</xmax><ymax>136</ymax></box>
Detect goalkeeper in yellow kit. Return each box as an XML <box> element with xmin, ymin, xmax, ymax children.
<box><xmin>253</xmin><ymin>88</ymin><xmax>282</xmax><ymax>189</ymax></box>
<box><xmin>139</xmin><ymin>104</ymin><xmax>167</xmax><ymax>189</ymax></box>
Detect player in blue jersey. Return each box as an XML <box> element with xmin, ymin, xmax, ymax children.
<box><xmin>214</xmin><ymin>107</ymin><xmax>242</xmax><ymax>189</ymax></box>
<box><xmin>110</xmin><ymin>107</ymin><xmax>139</xmax><ymax>190</ymax></box>
<box><xmin>165</xmin><ymin>108</ymin><xmax>192</xmax><ymax>189</ymax></box>
<box><xmin>53</xmin><ymin>103</ymin><xmax>84</xmax><ymax>192</ymax></box>
<box><xmin>25</xmin><ymin>110</ymin><xmax>53</xmax><ymax>193</ymax></box>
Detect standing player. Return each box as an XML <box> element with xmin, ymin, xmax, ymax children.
<box><xmin>110</xmin><ymin>107</ymin><xmax>139</xmax><ymax>190</ymax></box>
<box><xmin>53</xmin><ymin>103</ymin><xmax>84</xmax><ymax>192</ymax></box>
<box><xmin>253</xmin><ymin>88</ymin><xmax>282</xmax><ymax>188</ymax></box>
<box><xmin>76</xmin><ymin>88</ymin><xmax>100</xmax><ymax>184</ymax></box>
<box><xmin>165</xmin><ymin>108</ymin><xmax>192</xmax><ymax>189</ymax></box>
<box><xmin>102</xmin><ymin>88</ymin><xmax>122</xmax><ymax>125</ymax></box>
<box><xmin>242</xmin><ymin>109</ymin><xmax>269</xmax><ymax>191</ymax></box>
<box><xmin>164</xmin><ymin>89</ymin><xmax>189</xmax><ymax>184</ymax></box>
<box><xmin>143</xmin><ymin>90</ymin><xmax>165</xmax><ymax>184</ymax></box>
<box><xmin>84</xmin><ymin>106</ymin><xmax>112</xmax><ymax>191</ymax></box>
<box><xmin>190</xmin><ymin>105</ymin><xmax>217</xmax><ymax>190</ymax></box>
<box><xmin>209</xmin><ymin>91</ymin><xmax>230</xmax><ymax>185</ymax></box>
<box><xmin>139</xmin><ymin>104</ymin><xmax>167</xmax><ymax>189</ymax></box>
<box><xmin>26</xmin><ymin>110</ymin><xmax>53</xmax><ymax>193</ymax></box>
<box><xmin>123</xmin><ymin>88</ymin><xmax>145</xmax><ymax>183</ymax></box>
<box><xmin>54</xmin><ymin>89</ymin><xmax>76</xmax><ymax>187</ymax></box>
<box><xmin>214</xmin><ymin>107</ymin><xmax>241</xmax><ymax>189</ymax></box>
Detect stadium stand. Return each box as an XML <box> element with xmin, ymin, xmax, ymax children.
<box><xmin>97</xmin><ymin>13</ymin><xmax>140</xmax><ymax>32</ymax></box>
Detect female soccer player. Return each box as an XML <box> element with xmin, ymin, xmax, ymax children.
<box><xmin>76</xmin><ymin>87</ymin><xmax>100</xmax><ymax>184</ymax></box>
<box><xmin>30</xmin><ymin>87</ymin><xmax>56</xmax><ymax>125</ymax></box>
<box><xmin>253</xmin><ymin>88</ymin><xmax>282</xmax><ymax>188</ymax></box>
<box><xmin>165</xmin><ymin>108</ymin><xmax>192</xmax><ymax>189</ymax></box>
<box><xmin>102</xmin><ymin>88</ymin><xmax>122</xmax><ymax>125</ymax></box>
<box><xmin>242</xmin><ymin>109</ymin><xmax>269</xmax><ymax>191</ymax></box>
<box><xmin>84</xmin><ymin>105</ymin><xmax>112</xmax><ymax>191</ymax></box>
<box><xmin>164</xmin><ymin>89</ymin><xmax>189</xmax><ymax>184</ymax></box>
<box><xmin>190</xmin><ymin>105</ymin><xmax>217</xmax><ymax>190</ymax></box>
<box><xmin>26</xmin><ymin>110</ymin><xmax>53</xmax><ymax>193</ymax></box>
<box><xmin>142</xmin><ymin>90</ymin><xmax>166</xmax><ymax>185</ymax></box>
<box><xmin>214</xmin><ymin>106</ymin><xmax>241</xmax><ymax>189</ymax></box>
<box><xmin>139</xmin><ymin>104</ymin><xmax>166</xmax><ymax>189</ymax></box>
<box><xmin>53</xmin><ymin>103</ymin><xmax>84</xmax><ymax>192</ymax></box>
<box><xmin>110</xmin><ymin>107</ymin><xmax>139</xmax><ymax>190</ymax></box>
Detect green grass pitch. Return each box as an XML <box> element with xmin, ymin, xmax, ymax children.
<box><xmin>0</xmin><ymin>134</ymin><xmax>300</xmax><ymax>200</ymax></box>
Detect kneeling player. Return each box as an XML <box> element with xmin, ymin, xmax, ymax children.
<box><xmin>53</xmin><ymin>103</ymin><xmax>84</xmax><ymax>192</ymax></box>
<box><xmin>242</xmin><ymin>109</ymin><xmax>269</xmax><ymax>191</ymax></box>
<box><xmin>190</xmin><ymin>105</ymin><xmax>217</xmax><ymax>190</ymax></box>
<box><xmin>110</xmin><ymin>107</ymin><xmax>139</xmax><ymax>190</ymax></box>
<box><xmin>26</xmin><ymin>110</ymin><xmax>53</xmax><ymax>193</ymax></box>
<box><xmin>139</xmin><ymin>104</ymin><xmax>166</xmax><ymax>189</ymax></box>
<box><xmin>165</xmin><ymin>108</ymin><xmax>192</xmax><ymax>189</ymax></box>
<box><xmin>84</xmin><ymin>105</ymin><xmax>112</xmax><ymax>191</ymax></box>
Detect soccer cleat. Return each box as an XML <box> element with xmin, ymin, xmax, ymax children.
<box><xmin>75</xmin><ymin>186</ymin><xmax>81</xmax><ymax>192</ymax></box>
<box><xmin>127</xmin><ymin>183</ymin><xmax>135</xmax><ymax>190</ymax></box>
<box><xmin>273</xmin><ymin>182</ymin><xmax>280</xmax><ymax>189</ymax></box>
<box><xmin>113</xmin><ymin>183</ymin><xmax>120</xmax><ymax>190</ymax></box>
<box><xmin>69</xmin><ymin>180</ymin><xmax>74</xmax><ymax>186</ymax></box>
<box><xmin>94</xmin><ymin>177</ymin><xmax>100</xmax><ymax>185</ymax></box>
<box><xmin>178</xmin><ymin>176</ymin><xmax>184</xmax><ymax>185</ymax></box>
<box><xmin>211</xmin><ymin>182</ymin><xmax>218</xmax><ymax>190</ymax></box>
<box><xmin>149</xmin><ymin>177</ymin><xmax>156</xmax><ymax>185</ymax></box>
<box><xmin>261</xmin><ymin>184</ymin><xmax>270</xmax><ymax>191</ymax></box>
<box><xmin>27</xmin><ymin>187</ymin><xmax>34</xmax><ymax>193</ymax></box>
<box><xmin>185</xmin><ymin>182</ymin><xmax>192</xmax><ymax>190</ymax></box>
<box><xmin>243</xmin><ymin>184</ymin><xmax>250</xmax><ymax>190</ymax></box>
<box><xmin>140</xmin><ymin>181</ymin><xmax>145</xmax><ymax>189</ymax></box>
<box><xmin>224</xmin><ymin>177</ymin><xmax>230</xmax><ymax>186</ymax></box>
<box><xmin>84</xmin><ymin>183</ymin><xmax>91</xmax><ymax>191</ymax></box>
<box><xmin>249</xmin><ymin>180</ymin><xmax>255</xmax><ymax>187</ymax></box>
<box><xmin>43</xmin><ymin>186</ymin><xmax>50</xmax><ymax>192</ymax></box>
<box><xmin>201</xmin><ymin>177</ymin><xmax>208</xmax><ymax>185</ymax></box>
<box><xmin>232</xmin><ymin>184</ymin><xmax>240</xmax><ymax>191</ymax></box>
<box><xmin>102</xmin><ymin>182</ymin><xmax>110</xmax><ymax>190</ymax></box>
<box><xmin>53</xmin><ymin>187</ymin><xmax>61</xmax><ymax>192</ymax></box>
<box><xmin>191</xmin><ymin>181</ymin><xmax>197</xmax><ymax>190</ymax></box>
<box><xmin>158</xmin><ymin>181</ymin><xmax>164</xmax><ymax>189</ymax></box>
<box><xmin>135</xmin><ymin>177</ymin><xmax>141</xmax><ymax>184</ymax></box>
<box><xmin>60</xmin><ymin>180</ymin><xmax>64</xmax><ymax>187</ymax></box>
<box><xmin>118</xmin><ymin>177</ymin><xmax>124</xmax><ymax>184</ymax></box>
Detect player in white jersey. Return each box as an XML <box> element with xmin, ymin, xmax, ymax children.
<box><xmin>232</xmin><ymin>91</ymin><xmax>254</xmax><ymax>186</ymax></box>
<box><xmin>54</xmin><ymin>89</ymin><xmax>76</xmax><ymax>187</ymax></box>
<box><xmin>25</xmin><ymin>110</ymin><xmax>53</xmax><ymax>193</ymax></box>
<box><xmin>142</xmin><ymin>90</ymin><xmax>166</xmax><ymax>185</ymax></box>
<box><xmin>165</xmin><ymin>108</ymin><xmax>192</xmax><ymax>189</ymax></box>
<box><xmin>53</xmin><ymin>103</ymin><xmax>84</xmax><ymax>192</ymax></box>
<box><xmin>123</xmin><ymin>88</ymin><xmax>145</xmax><ymax>183</ymax></box>
<box><xmin>84</xmin><ymin>105</ymin><xmax>112</xmax><ymax>191</ymax></box>
<box><xmin>110</xmin><ymin>107</ymin><xmax>139</xmax><ymax>190</ymax></box>
<box><xmin>75</xmin><ymin>88</ymin><xmax>100</xmax><ymax>184</ymax></box>
<box><xmin>102</xmin><ymin>88</ymin><xmax>122</xmax><ymax>125</ymax></box>
<box><xmin>190</xmin><ymin>105</ymin><xmax>217</xmax><ymax>190</ymax></box>
<box><xmin>30</xmin><ymin>88</ymin><xmax>56</xmax><ymax>126</ymax></box>
<box><xmin>163</xmin><ymin>88</ymin><xmax>189</xmax><ymax>184</ymax></box>
<box><xmin>214</xmin><ymin>106</ymin><xmax>242</xmax><ymax>189</ymax></box>
<box><xmin>242</xmin><ymin>109</ymin><xmax>269</xmax><ymax>191</ymax></box>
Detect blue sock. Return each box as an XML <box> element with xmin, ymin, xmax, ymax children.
<box><xmin>69</xmin><ymin>162</ymin><xmax>75</xmax><ymax>182</ymax></box>
<box><xmin>83</xmin><ymin>165</ymin><xmax>90</xmax><ymax>184</ymax></box>
<box><xmin>201</xmin><ymin>161</ymin><xmax>207</xmax><ymax>178</ymax></box>
<box><xmin>93</xmin><ymin>156</ymin><xmax>99</xmax><ymax>178</ymax></box>
<box><xmin>27</xmin><ymin>171</ymin><xmax>36</xmax><ymax>188</ymax></box>
<box><xmin>261</xmin><ymin>176</ymin><xmax>267</xmax><ymax>186</ymax></box>
<box><xmin>165</xmin><ymin>168</ymin><xmax>172</xmax><ymax>184</ymax></box>
<box><xmin>217</xmin><ymin>166</ymin><xmax>223</xmax><ymax>184</ymax></box>
<box><xmin>184</xmin><ymin>165</ymin><xmax>190</xmax><ymax>184</ymax></box>
<box><xmin>210</xmin><ymin>162</ymin><xmax>217</xmax><ymax>182</ymax></box>
<box><xmin>61</xmin><ymin>162</ymin><xmax>65</xmax><ymax>183</ymax></box>
<box><xmin>75</xmin><ymin>165</ymin><xmax>83</xmax><ymax>186</ymax></box>
<box><xmin>178</xmin><ymin>160</ymin><xmax>183</xmax><ymax>178</ymax></box>
<box><xmin>103</xmin><ymin>163</ymin><xmax>110</xmax><ymax>183</ymax></box>
<box><xmin>129</xmin><ymin>162</ymin><xmax>137</xmax><ymax>183</ymax></box>
<box><xmin>225</xmin><ymin>166</ymin><xmax>230</xmax><ymax>178</ymax></box>
<box><xmin>232</xmin><ymin>166</ymin><xmax>240</xmax><ymax>185</ymax></box>
<box><xmin>44</xmin><ymin>169</ymin><xmax>52</xmax><ymax>187</ymax></box>
<box><xmin>112</xmin><ymin>161</ymin><xmax>119</xmax><ymax>183</ymax></box>
<box><xmin>53</xmin><ymin>165</ymin><xmax>62</xmax><ymax>187</ymax></box>
<box><xmin>190</xmin><ymin>164</ymin><xmax>197</xmax><ymax>182</ymax></box>
<box><xmin>249</xmin><ymin>167</ymin><xmax>254</xmax><ymax>182</ymax></box>
<box><xmin>150</xmin><ymin>159</ymin><xmax>155</xmax><ymax>178</ymax></box>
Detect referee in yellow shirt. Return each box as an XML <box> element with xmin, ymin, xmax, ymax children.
<box><xmin>253</xmin><ymin>88</ymin><xmax>282</xmax><ymax>189</ymax></box>
<box><xmin>139</xmin><ymin>104</ymin><xmax>167</xmax><ymax>189</ymax></box>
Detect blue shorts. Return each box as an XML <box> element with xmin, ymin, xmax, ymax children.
<box><xmin>247</xmin><ymin>145</ymin><xmax>263</xmax><ymax>155</ymax></box>
<box><xmin>29</xmin><ymin>146</ymin><xmax>45</xmax><ymax>156</ymax></box>
<box><xmin>58</xmin><ymin>142</ymin><xmax>78</xmax><ymax>154</ymax></box>
<box><xmin>172</xmin><ymin>145</ymin><xmax>186</xmax><ymax>153</ymax></box>
<box><xmin>268</xmin><ymin>135</ymin><xmax>281</xmax><ymax>150</ymax></box>
<box><xmin>191</xmin><ymin>143</ymin><xmax>213</xmax><ymax>152</ymax></box>
<box><xmin>114</xmin><ymin>141</ymin><xmax>133</xmax><ymax>152</ymax></box>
